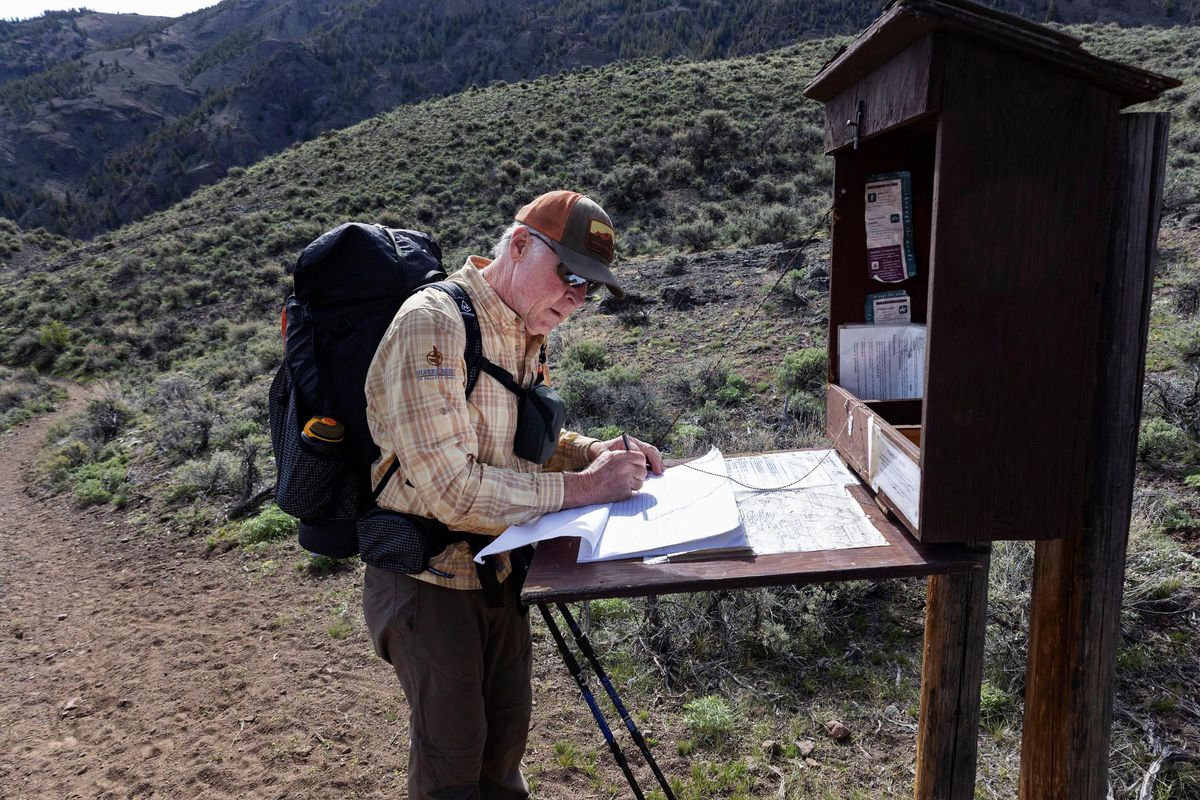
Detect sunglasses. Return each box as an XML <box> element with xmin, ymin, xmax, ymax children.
<box><xmin>527</xmin><ymin>230</ymin><xmax>602</xmax><ymax>293</ymax></box>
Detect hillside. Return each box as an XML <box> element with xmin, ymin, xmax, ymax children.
<box><xmin>0</xmin><ymin>22</ymin><xmax>1198</xmax><ymax>798</ymax></box>
<box><xmin>3</xmin><ymin>0</ymin><xmax>1200</xmax><ymax>238</ymax></box>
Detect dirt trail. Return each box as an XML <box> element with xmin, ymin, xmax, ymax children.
<box><xmin>0</xmin><ymin>385</ymin><xmax>655</xmax><ymax>799</ymax></box>
<box><xmin>0</xmin><ymin>383</ymin><xmax>398</xmax><ymax>798</ymax></box>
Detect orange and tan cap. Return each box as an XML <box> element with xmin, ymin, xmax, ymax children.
<box><xmin>515</xmin><ymin>190</ymin><xmax>623</xmax><ymax>298</ymax></box>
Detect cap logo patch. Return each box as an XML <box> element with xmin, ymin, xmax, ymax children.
<box><xmin>426</xmin><ymin>346</ymin><xmax>443</xmax><ymax>367</ymax></box>
<box><xmin>586</xmin><ymin>219</ymin><xmax>614</xmax><ymax>262</ymax></box>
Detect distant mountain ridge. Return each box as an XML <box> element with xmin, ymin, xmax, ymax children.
<box><xmin>0</xmin><ymin>9</ymin><xmax>170</xmax><ymax>84</ymax></box>
<box><xmin>1</xmin><ymin>0</ymin><xmax>1197</xmax><ymax>238</ymax></box>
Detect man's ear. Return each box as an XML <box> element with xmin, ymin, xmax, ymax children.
<box><xmin>509</xmin><ymin>226</ymin><xmax>532</xmax><ymax>263</ymax></box>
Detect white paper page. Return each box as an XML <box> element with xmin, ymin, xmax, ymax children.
<box><xmin>578</xmin><ymin>447</ymin><xmax>741</xmax><ymax>563</ymax></box>
<box><xmin>837</xmin><ymin>323</ymin><xmax>926</xmax><ymax>400</ymax></box>
<box><xmin>474</xmin><ymin>503</ymin><xmax>610</xmax><ymax>564</ymax></box>
<box><xmin>725</xmin><ymin>449</ymin><xmax>857</xmax><ymax>494</ymax></box>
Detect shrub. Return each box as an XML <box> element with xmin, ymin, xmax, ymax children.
<box><xmin>72</xmin><ymin>458</ymin><xmax>127</xmax><ymax>507</ymax></box>
<box><xmin>785</xmin><ymin>391</ymin><xmax>824</xmax><ymax>425</ymax></box>
<box><xmin>1138</xmin><ymin>417</ymin><xmax>1191</xmax><ymax>466</ymax></box>
<box><xmin>715</xmin><ymin>372</ymin><xmax>750</xmax><ymax>407</ymax></box>
<box><xmin>563</xmin><ymin>341</ymin><xmax>609</xmax><ymax>371</ymax></box>
<box><xmin>676</xmin><ymin>220</ymin><xmax>717</xmax><ymax>251</ymax></box>
<box><xmin>674</xmin><ymin>362</ymin><xmax>749</xmax><ymax>409</ymax></box>
<box><xmin>683</xmin><ymin>695</ymin><xmax>735</xmax><ymax>746</ymax></box>
<box><xmin>167</xmin><ymin>450</ymin><xmax>242</xmax><ymax>503</ymax></box>
<box><xmin>723</xmin><ymin>167</ymin><xmax>752</xmax><ymax>194</ymax></box>
<box><xmin>599</xmin><ymin>163</ymin><xmax>661</xmax><ymax>212</ymax></box>
<box><xmin>663</xmin><ymin>254</ymin><xmax>688</xmax><ymax>276</ymax></box>
<box><xmin>776</xmin><ymin>348</ymin><xmax>827</xmax><ymax>397</ymax></box>
<box><xmin>8</xmin><ymin>331</ymin><xmax>58</xmax><ymax>371</ymax></box>
<box><xmin>37</xmin><ymin>320</ymin><xmax>71</xmax><ymax>351</ymax></box>
<box><xmin>81</xmin><ymin>393</ymin><xmax>132</xmax><ymax>446</ymax></box>
<box><xmin>745</xmin><ymin>204</ymin><xmax>803</xmax><ymax>245</ymax></box>
<box><xmin>237</xmin><ymin>505</ymin><xmax>297</xmax><ymax>546</ymax></box>
<box><xmin>978</xmin><ymin>681</ymin><xmax>1017</xmax><ymax>722</ymax></box>
<box><xmin>149</xmin><ymin>375</ymin><xmax>221</xmax><ymax>460</ymax></box>
<box><xmin>556</xmin><ymin>365</ymin><xmax>669</xmax><ymax>442</ymax></box>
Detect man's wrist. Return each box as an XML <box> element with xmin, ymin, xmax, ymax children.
<box><xmin>562</xmin><ymin>469</ymin><xmax>596</xmax><ymax>509</ymax></box>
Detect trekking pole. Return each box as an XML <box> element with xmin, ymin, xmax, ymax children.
<box><xmin>537</xmin><ymin>604</ymin><xmax>646</xmax><ymax>800</ymax></box>
<box><xmin>556</xmin><ymin>602</ymin><xmax>678</xmax><ymax>800</ymax></box>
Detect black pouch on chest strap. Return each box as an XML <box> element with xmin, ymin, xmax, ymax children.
<box><xmin>513</xmin><ymin>382</ymin><xmax>565</xmax><ymax>465</ymax></box>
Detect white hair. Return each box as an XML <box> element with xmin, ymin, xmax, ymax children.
<box><xmin>491</xmin><ymin>222</ymin><xmax>552</xmax><ymax>261</ymax></box>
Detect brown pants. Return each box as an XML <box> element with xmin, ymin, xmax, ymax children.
<box><xmin>363</xmin><ymin>565</ymin><xmax>532</xmax><ymax>800</ymax></box>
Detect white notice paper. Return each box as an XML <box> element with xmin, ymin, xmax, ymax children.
<box><xmin>837</xmin><ymin>323</ymin><xmax>926</xmax><ymax>400</ymax></box>
<box><xmin>870</xmin><ymin>428</ymin><xmax>921</xmax><ymax>528</ymax></box>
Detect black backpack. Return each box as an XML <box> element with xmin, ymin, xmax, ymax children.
<box><xmin>267</xmin><ymin>222</ymin><xmax>483</xmax><ymax>559</ymax></box>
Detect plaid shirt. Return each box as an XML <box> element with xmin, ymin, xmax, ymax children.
<box><xmin>364</xmin><ymin>257</ymin><xmax>596</xmax><ymax>589</ymax></box>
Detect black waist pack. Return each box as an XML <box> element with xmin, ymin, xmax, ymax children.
<box><xmin>356</xmin><ymin>508</ymin><xmax>436</xmax><ymax>574</ymax></box>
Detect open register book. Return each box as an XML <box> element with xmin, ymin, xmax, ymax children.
<box><xmin>474</xmin><ymin>447</ymin><xmax>887</xmax><ymax>565</ymax></box>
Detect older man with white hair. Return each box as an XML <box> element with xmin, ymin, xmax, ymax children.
<box><xmin>362</xmin><ymin>190</ymin><xmax>663</xmax><ymax>799</ymax></box>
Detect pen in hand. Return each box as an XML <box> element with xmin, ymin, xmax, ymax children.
<box><xmin>622</xmin><ymin>433</ymin><xmax>631</xmax><ymax>452</ymax></box>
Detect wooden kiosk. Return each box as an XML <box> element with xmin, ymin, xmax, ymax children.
<box><xmin>525</xmin><ymin>1</ymin><xmax>1177</xmax><ymax>797</ymax></box>
<box><xmin>803</xmin><ymin>0</ymin><xmax>1177</xmax><ymax>797</ymax></box>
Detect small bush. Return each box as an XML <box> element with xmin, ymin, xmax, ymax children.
<box><xmin>81</xmin><ymin>393</ymin><xmax>132</xmax><ymax>446</ymax></box>
<box><xmin>149</xmin><ymin>375</ymin><xmax>221</xmax><ymax>460</ymax></box>
<box><xmin>663</xmin><ymin>254</ymin><xmax>688</xmax><ymax>277</ymax></box>
<box><xmin>556</xmin><ymin>365</ymin><xmax>670</xmax><ymax>442</ymax></box>
<box><xmin>1138</xmin><ymin>417</ymin><xmax>1191</xmax><ymax>466</ymax></box>
<box><xmin>683</xmin><ymin>695</ymin><xmax>735</xmax><ymax>746</ymax></box>
<box><xmin>563</xmin><ymin>341</ymin><xmax>609</xmax><ymax>371</ymax></box>
<box><xmin>72</xmin><ymin>458</ymin><xmax>126</xmax><ymax>507</ymax></box>
<box><xmin>673</xmin><ymin>362</ymin><xmax>749</xmax><ymax>409</ymax></box>
<box><xmin>676</xmin><ymin>220</ymin><xmax>717</xmax><ymax>252</ymax></box>
<box><xmin>299</xmin><ymin>554</ymin><xmax>354</xmax><ymax>575</ymax></box>
<box><xmin>785</xmin><ymin>391</ymin><xmax>824</xmax><ymax>425</ymax></box>
<box><xmin>167</xmin><ymin>450</ymin><xmax>242</xmax><ymax>503</ymax></box>
<box><xmin>237</xmin><ymin>505</ymin><xmax>297</xmax><ymax>546</ymax></box>
<box><xmin>776</xmin><ymin>348</ymin><xmax>827</xmax><ymax>396</ymax></box>
<box><xmin>37</xmin><ymin>320</ymin><xmax>71</xmax><ymax>351</ymax></box>
<box><xmin>978</xmin><ymin>681</ymin><xmax>1017</xmax><ymax>721</ymax></box>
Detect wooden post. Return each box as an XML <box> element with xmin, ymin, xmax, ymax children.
<box><xmin>915</xmin><ymin>549</ymin><xmax>990</xmax><ymax>800</ymax></box>
<box><xmin>1019</xmin><ymin>113</ymin><xmax>1170</xmax><ymax>799</ymax></box>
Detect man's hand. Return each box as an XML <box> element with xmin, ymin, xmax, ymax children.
<box><xmin>563</xmin><ymin>449</ymin><xmax>649</xmax><ymax>508</ymax></box>
<box><xmin>587</xmin><ymin>434</ymin><xmax>664</xmax><ymax>474</ymax></box>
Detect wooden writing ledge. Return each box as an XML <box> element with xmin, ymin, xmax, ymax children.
<box><xmin>521</xmin><ymin>484</ymin><xmax>987</xmax><ymax>604</ymax></box>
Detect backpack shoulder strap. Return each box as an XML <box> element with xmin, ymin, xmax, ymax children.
<box><xmin>430</xmin><ymin>281</ymin><xmax>483</xmax><ymax>397</ymax></box>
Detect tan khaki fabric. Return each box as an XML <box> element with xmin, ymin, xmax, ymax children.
<box><xmin>364</xmin><ymin>257</ymin><xmax>595</xmax><ymax>589</ymax></box>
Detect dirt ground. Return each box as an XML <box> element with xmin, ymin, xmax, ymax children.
<box><xmin>0</xmin><ymin>386</ymin><xmax>682</xmax><ymax>799</ymax></box>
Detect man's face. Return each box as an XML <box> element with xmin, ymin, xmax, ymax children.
<box><xmin>512</xmin><ymin>229</ymin><xmax>588</xmax><ymax>337</ymax></box>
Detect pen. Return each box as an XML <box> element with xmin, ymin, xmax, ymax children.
<box><xmin>622</xmin><ymin>433</ymin><xmax>631</xmax><ymax>452</ymax></box>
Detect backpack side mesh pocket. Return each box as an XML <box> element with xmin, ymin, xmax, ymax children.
<box><xmin>268</xmin><ymin>364</ymin><xmax>359</xmax><ymax>521</ymax></box>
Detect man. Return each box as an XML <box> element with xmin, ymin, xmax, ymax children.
<box><xmin>362</xmin><ymin>190</ymin><xmax>663</xmax><ymax>799</ymax></box>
